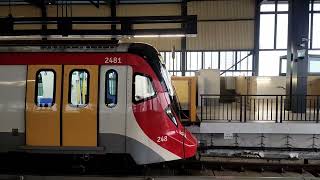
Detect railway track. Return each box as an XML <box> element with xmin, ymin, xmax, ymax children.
<box><xmin>1</xmin><ymin>154</ymin><xmax>320</xmax><ymax>178</ymax></box>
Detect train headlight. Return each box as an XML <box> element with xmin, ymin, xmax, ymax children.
<box><xmin>165</xmin><ymin>106</ymin><xmax>178</xmax><ymax>126</ymax></box>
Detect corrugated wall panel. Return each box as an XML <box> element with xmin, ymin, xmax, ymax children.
<box><xmin>187</xmin><ymin>21</ymin><xmax>254</xmax><ymax>50</ymax></box>
<box><xmin>0</xmin><ymin>5</ymin><xmax>40</xmax><ymax>17</ymax></box>
<box><xmin>188</xmin><ymin>0</ymin><xmax>255</xmax><ymax>20</ymax></box>
<box><xmin>187</xmin><ymin>0</ymin><xmax>255</xmax><ymax>50</ymax></box>
<box><xmin>121</xmin><ymin>37</ymin><xmax>181</xmax><ymax>51</ymax></box>
<box><xmin>117</xmin><ymin>4</ymin><xmax>180</xmax><ymax>16</ymax></box>
<box><xmin>118</xmin><ymin>4</ymin><xmax>181</xmax><ymax>51</ymax></box>
<box><xmin>0</xmin><ymin>1</ymin><xmax>255</xmax><ymax>51</ymax></box>
<box><xmin>0</xmin><ymin>5</ymin><xmax>41</xmax><ymax>30</ymax></box>
<box><xmin>47</xmin><ymin>5</ymin><xmax>110</xmax><ymax>17</ymax></box>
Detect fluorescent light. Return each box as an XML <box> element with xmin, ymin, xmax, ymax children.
<box><xmin>160</xmin><ymin>34</ymin><xmax>186</xmax><ymax>38</ymax></box>
<box><xmin>133</xmin><ymin>35</ymin><xmax>159</xmax><ymax>38</ymax></box>
<box><xmin>0</xmin><ymin>36</ymin><xmax>42</xmax><ymax>39</ymax></box>
<box><xmin>0</xmin><ymin>34</ymin><xmax>186</xmax><ymax>40</ymax></box>
<box><xmin>134</xmin><ymin>34</ymin><xmax>186</xmax><ymax>38</ymax></box>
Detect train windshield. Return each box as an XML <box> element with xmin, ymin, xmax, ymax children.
<box><xmin>160</xmin><ymin>64</ymin><xmax>174</xmax><ymax>97</ymax></box>
<box><xmin>159</xmin><ymin>56</ymin><xmax>182</xmax><ymax>121</ymax></box>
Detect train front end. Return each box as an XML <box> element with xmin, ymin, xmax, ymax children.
<box><xmin>156</xmin><ymin>50</ymin><xmax>198</xmax><ymax>161</ymax></box>
<box><xmin>129</xmin><ymin>43</ymin><xmax>198</xmax><ymax>163</ymax></box>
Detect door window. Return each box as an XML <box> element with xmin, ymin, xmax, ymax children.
<box><xmin>36</xmin><ymin>70</ymin><xmax>55</xmax><ymax>107</ymax></box>
<box><xmin>106</xmin><ymin>70</ymin><xmax>118</xmax><ymax>107</ymax></box>
<box><xmin>69</xmin><ymin>70</ymin><xmax>89</xmax><ymax>106</ymax></box>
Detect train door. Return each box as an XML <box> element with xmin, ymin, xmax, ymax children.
<box><xmin>26</xmin><ymin>65</ymin><xmax>62</xmax><ymax>146</ymax></box>
<box><xmin>99</xmin><ymin>66</ymin><xmax>129</xmax><ymax>153</ymax></box>
<box><xmin>62</xmin><ymin>65</ymin><xmax>98</xmax><ymax>146</ymax></box>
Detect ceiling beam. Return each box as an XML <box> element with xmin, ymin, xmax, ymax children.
<box><xmin>24</xmin><ymin>0</ymin><xmax>43</xmax><ymax>7</ymax></box>
<box><xmin>0</xmin><ymin>15</ymin><xmax>197</xmax><ymax>36</ymax></box>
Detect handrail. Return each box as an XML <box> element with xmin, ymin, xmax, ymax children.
<box><xmin>200</xmin><ymin>94</ymin><xmax>320</xmax><ymax>123</ymax></box>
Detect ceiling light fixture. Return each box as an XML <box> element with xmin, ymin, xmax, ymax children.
<box><xmin>133</xmin><ymin>34</ymin><xmax>186</xmax><ymax>38</ymax></box>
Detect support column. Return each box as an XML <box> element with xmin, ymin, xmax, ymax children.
<box><xmin>111</xmin><ymin>0</ymin><xmax>117</xmax><ymax>40</ymax></box>
<box><xmin>253</xmin><ymin>0</ymin><xmax>260</xmax><ymax>76</ymax></box>
<box><xmin>286</xmin><ymin>0</ymin><xmax>309</xmax><ymax>113</ymax></box>
<box><xmin>41</xmin><ymin>1</ymin><xmax>47</xmax><ymax>40</ymax></box>
<box><xmin>181</xmin><ymin>0</ymin><xmax>187</xmax><ymax>76</ymax></box>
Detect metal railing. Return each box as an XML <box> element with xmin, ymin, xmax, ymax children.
<box><xmin>200</xmin><ymin>95</ymin><xmax>320</xmax><ymax>123</ymax></box>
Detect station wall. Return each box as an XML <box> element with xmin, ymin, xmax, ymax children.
<box><xmin>0</xmin><ymin>0</ymin><xmax>255</xmax><ymax>51</ymax></box>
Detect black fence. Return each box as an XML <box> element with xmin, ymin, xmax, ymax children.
<box><xmin>200</xmin><ymin>95</ymin><xmax>320</xmax><ymax>123</ymax></box>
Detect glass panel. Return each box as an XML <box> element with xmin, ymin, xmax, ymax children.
<box><xmin>160</xmin><ymin>52</ymin><xmax>165</xmax><ymax>59</ymax></box>
<box><xmin>281</xmin><ymin>58</ymin><xmax>287</xmax><ymax>74</ymax></box>
<box><xmin>185</xmin><ymin>72</ymin><xmax>196</xmax><ymax>76</ymax></box>
<box><xmin>220</xmin><ymin>51</ymin><xmax>235</xmax><ymax>70</ymax></box>
<box><xmin>70</xmin><ymin>70</ymin><xmax>89</xmax><ymax>106</ymax></box>
<box><xmin>312</xmin><ymin>13</ymin><xmax>320</xmax><ymax>48</ymax></box>
<box><xmin>314</xmin><ymin>2</ymin><xmax>320</xmax><ymax>11</ymax></box>
<box><xmin>238</xmin><ymin>51</ymin><xmax>252</xmax><ymax>71</ymax></box>
<box><xmin>226</xmin><ymin>52</ymin><xmax>235</xmax><ymax>70</ymax></box>
<box><xmin>174</xmin><ymin>52</ymin><xmax>181</xmax><ymax>72</ymax></box>
<box><xmin>197</xmin><ymin>52</ymin><xmax>202</xmax><ymax>69</ymax></box>
<box><xmin>225</xmin><ymin>72</ymin><xmax>234</xmax><ymax>76</ymax></box>
<box><xmin>106</xmin><ymin>70</ymin><xmax>118</xmax><ymax>107</ymax></box>
<box><xmin>310</xmin><ymin>60</ymin><xmax>320</xmax><ymax>73</ymax></box>
<box><xmin>191</xmin><ymin>52</ymin><xmax>197</xmax><ymax>70</ymax></box>
<box><xmin>165</xmin><ymin>52</ymin><xmax>173</xmax><ymax>72</ymax></box>
<box><xmin>187</xmin><ymin>52</ymin><xmax>191</xmax><ymax>71</ymax></box>
<box><xmin>259</xmin><ymin>51</ymin><xmax>286</xmax><ymax>76</ymax></box>
<box><xmin>187</xmin><ymin>52</ymin><xmax>202</xmax><ymax>71</ymax></box>
<box><xmin>204</xmin><ymin>52</ymin><xmax>219</xmax><ymax>69</ymax></box>
<box><xmin>36</xmin><ymin>70</ymin><xmax>55</xmax><ymax>107</ymax></box>
<box><xmin>277</xmin><ymin>3</ymin><xmax>288</xmax><ymax>11</ymax></box>
<box><xmin>134</xmin><ymin>75</ymin><xmax>155</xmax><ymax>102</ymax></box>
<box><xmin>276</xmin><ymin>14</ymin><xmax>288</xmax><ymax>49</ymax></box>
<box><xmin>260</xmin><ymin>14</ymin><xmax>275</xmax><ymax>49</ymax></box>
<box><xmin>248</xmin><ymin>54</ymin><xmax>253</xmax><ymax>71</ymax></box>
<box><xmin>309</xmin><ymin>50</ymin><xmax>320</xmax><ymax>55</ymax></box>
<box><xmin>261</xmin><ymin>4</ymin><xmax>275</xmax><ymax>12</ymax></box>
<box><xmin>162</xmin><ymin>51</ymin><xmax>181</xmax><ymax>76</ymax></box>
<box><xmin>175</xmin><ymin>72</ymin><xmax>182</xmax><ymax>76</ymax></box>
<box><xmin>309</xmin><ymin>13</ymin><xmax>312</xmax><ymax>48</ymax></box>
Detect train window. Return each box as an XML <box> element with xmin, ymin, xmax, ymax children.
<box><xmin>134</xmin><ymin>74</ymin><xmax>156</xmax><ymax>102</ymax></box>
<box><xmin>69</xmin><ymin>70</ymin><xmax>89</xmax><ymax>106</ymax></box>
<box><xmin>35</xmin><ymin>70</ymin><xmax>55</xmax><ymax>107</ymax></box>
<box><xmin>105</xmin><ymin>70</ymin><xmax>118</xmax><ymax>107</ymax></box>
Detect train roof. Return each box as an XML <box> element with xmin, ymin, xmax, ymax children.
<box><xmin>0</xmin><ymin>40</ymin><xmax>166</xmax><ymax>86</ymax></box>
<box><xmin>0</xmin><ymin>40</ymin><xmax>158</xmax><ymax>54</ymax></box>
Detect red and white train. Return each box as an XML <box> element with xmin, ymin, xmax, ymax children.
<box><xmin>0</xmin><ymin>42</ymin><xmax>197</xmax><ymax>165</ymax></box>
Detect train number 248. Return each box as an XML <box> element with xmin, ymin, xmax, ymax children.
<box><xmin>157</xmin><ymin>136</ymin><xmax>168</xmax><ymax>143</ymax></box>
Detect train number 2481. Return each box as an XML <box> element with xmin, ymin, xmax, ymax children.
<box><xmin>104</xmin><ymin>57</ymin><xmax>122</xmax><ymax>64</ymax></box>
<box><xmin>157</xmin><ymin>136</ymin><xmax>168</xmax><ymax>143</ymax></box>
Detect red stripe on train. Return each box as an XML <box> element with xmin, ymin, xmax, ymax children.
<box><xmin>0</xmin><ymin>53</ymin><xmax>138</xmax><ymax>65</ymax></box>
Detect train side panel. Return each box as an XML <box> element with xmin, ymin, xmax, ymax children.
<box><xmin>99</xmin><ymin>65</ymin><xmax>129</xmax><ymax>153</ymax></box>
<box><xmin>0</xmin><ymin>65</ymin><xmax>26</xmax><ymax>152</ymax></box>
